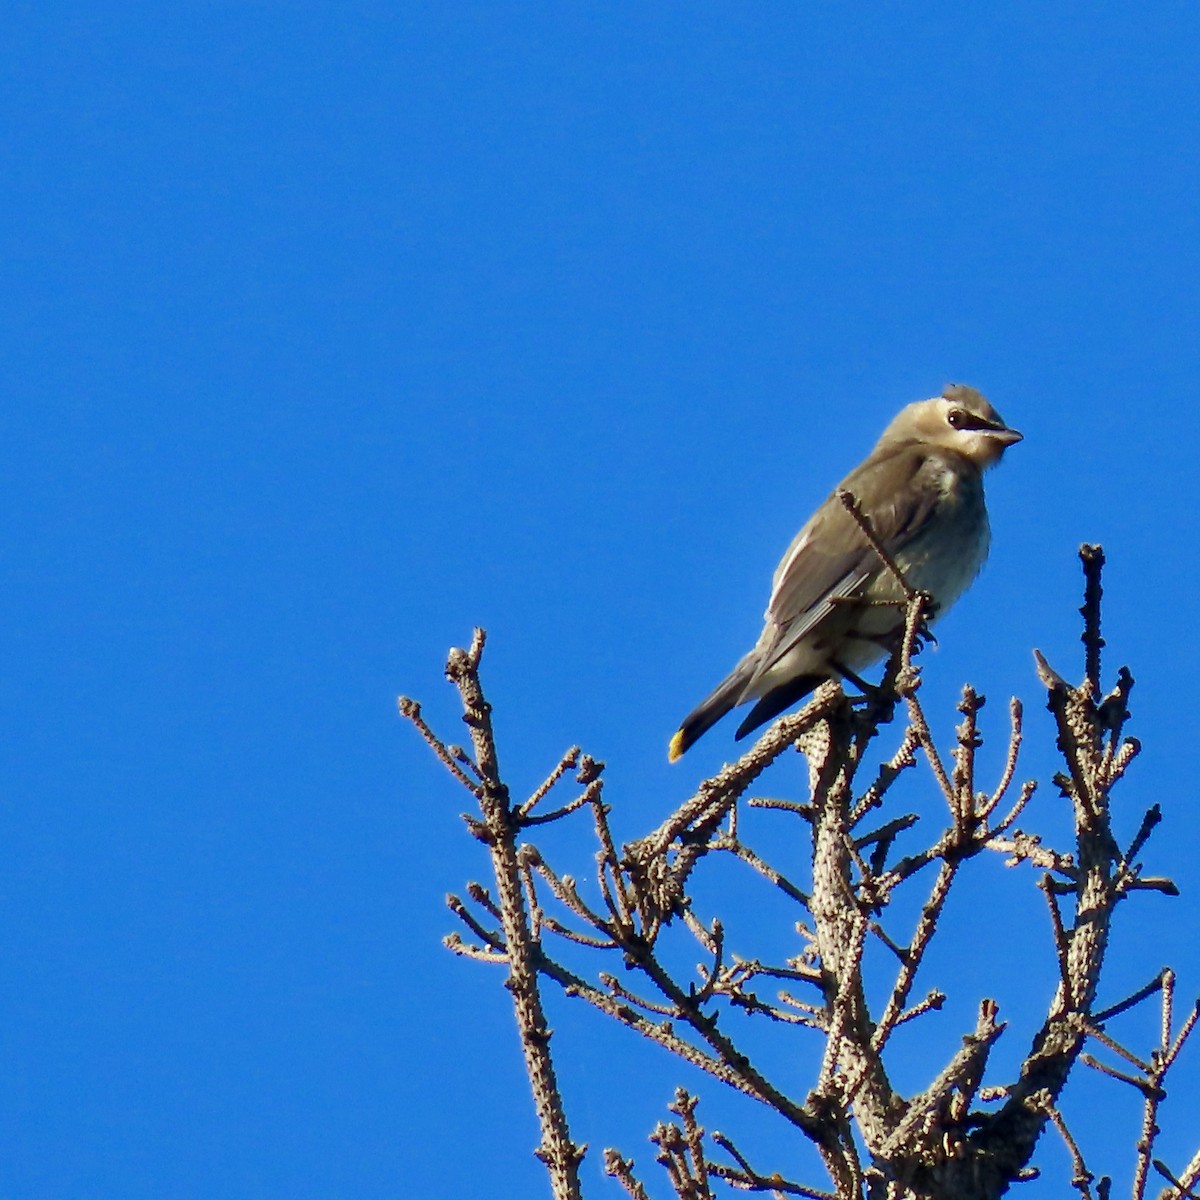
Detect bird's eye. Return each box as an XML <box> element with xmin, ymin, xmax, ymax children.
<box><xmin>947</xmin><ymin>408</ymin><xmax>966</xmax><ymax>429</ymax></box>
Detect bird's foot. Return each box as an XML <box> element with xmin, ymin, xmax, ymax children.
<box><xmin>832</xmin><ymin>660</ymin><xmax>898</xmax><ymax>722</ymax></box>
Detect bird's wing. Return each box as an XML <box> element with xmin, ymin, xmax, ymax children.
<box><xmin>758</xmin><ymin>444</ymin><xmax>942</xmax><ymax>668</ymax></box>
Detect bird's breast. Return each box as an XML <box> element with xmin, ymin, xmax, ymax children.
<box><xmin>894</xmin><ymin>464</ymin><xmax>990</xmax><ymax>610</ymax></box>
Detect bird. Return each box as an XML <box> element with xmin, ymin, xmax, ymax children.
<box><xmin>668</xmin><ymin>384</ymin><xmax>1022</xmax><ymax>762</ymax></box>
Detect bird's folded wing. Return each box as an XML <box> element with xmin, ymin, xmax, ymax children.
<box><xmin>754</xmin><ymin>445</ymin><xmax>940</xmax><ymax>679</ymax></box>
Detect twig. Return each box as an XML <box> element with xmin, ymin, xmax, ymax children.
<box><xmin>519</xmin><ymin>746</ymin><xmax>582</xmax><ymax>817</ymax></box>
<box><xmin>1168</xmin><ymin>999</ymin><xmax>1200</xmax><ymax>1067</ymax></box>
<box><xmin>444</xmin><ymin>931</ymin><xmax>509</xmax><ymax>964</ymax></box>
<box><xmin>850</xmin><ymin>727</ymin><xmax>920</xmax><ymax>825</ymax></box>
<box><xmin>626</xmin><ymin>684</ymin><xmax>845</xmax><ymax>922</ymax></box>
<box><xmin>398</xmin><ymin>697</ymin><xmax>481</xmax><ymax>795</ymax></box>
<box><xmin>540</xmin><ymin>914</ymin><xmax>616</xmax><ymax>949</ymax></box>
<box><xmin>522</xmin><ymin>786</ymin><xmax>597</xmax><ymax>826</ymax></box>
<box><xmin>872</xmin><ymin>861</ymin><xmax>957</xmax><ymax>1053</ymax></box>
<box><xmin>1135</xmin><ymin>983</ymin><xmax>1200</xmax><ymax>1200</ymax></box>
<box><xmin>952</xmin><ymin>685</ymin><xmax>984</xmax><ymax>829</ymax></box>
<box><xmin>1124</xmin><ymin>805</ymin><xmax>1162</xmax><ymax>870</ymax></box>
<box><xmin>749</xmin><ymin>796</ymin><xmax>814</xmax><ymax>818</ymax></box>
<box><xmin>890</xmin><ymin>989</ymin><xmax>947</xmax><ymax>1031</ymax></box>
<box><xmin>1041</xmin><ymin>874</ymin><xmax>1074</xmax><ymax>1009</ymax></box>
<box><xmin>601</xmin><ymin>971</ymin><xmax>681</xmax><ymax>1019</ymax></box>
<box><xmin>1156</xmin><ymin>1147</ymin><xmax>1200</xmax><ymax>1200</ymax></box>
<box><xmin>1094</xmin><ymin>970</ymin><xmax>1169</xmax><ymax>1024</ymax></box>
<box><xmin>710</xmin><ymin>1129</ymin><xmax>838</xmax><ymax>1199</ymax></box>
<box><xmin>1079</xmin><ymin>1054</ymin><xmax>1162</xmax><ymax>1099</ymax></box>
<box><xmin>836</xmin><ymin>488</ymin><xmax>917</xmax><ymax>601</ymax></box>
<box><xmin>526</xmin><ymin>851</ymin><xmax>611</xmax><ymax>931</ymax></box>
<box><xmin>1153</xmin><ymin>1159</ymin><xmax>1200</xmax><ymax>1200</ymax></box>
<box><xmin>1038</xmin><ymin>1097</ymin><xmax>1096</xmax><ymax>1198</ymax></box>
<box><xmin>1080</xmin><ymin>1020</ymin><xmax>1151</xmax><ymax>1075</ymax></box>
<box><xmin>905</xmin><ymin>684</ymin><xmax>954</xmax><ymax>806</ymax></box>
<box><xmin>1107</xmin><ymin>736</ymin><xmax>1141</xmax><ymax>786</ymax></box>
<box><xmin>447</xmin><ymin>892</ymin><xmax>504</xmax><ymax>952</ymax></box>
<box><xmin>1079</xmin><ymin>543</ymin><xmax>1105</xmax><ymax>694</ymax></box>
<box><xmin>981</xmin><ymin>697</ymin><xmax>1024</xmax><ymax>818</ymax></box>
<box><xmin>987</xmin><ymin>831</ymin><xmax>1075</xmax><ymax>875</ymax></box>
<box><xmin>441</xmin><ymin>631</ymin><xmax>586</xmax><ymax>1199</ymax></box>
<box><xmin>604</xmin><ymin>1148</ymin><xmax>653</xmax><ymax>1200</ymax></box>
<box><xmin>990</xmin><ymin>779</ymin><xmax>1040</xmax><ymax>838</ymax></box>
<box><xmin>854</xmin><ymin>813</ymin><xmax>919</xmax><ymax>850</ymax></box>
<box><xmin>712</xmin><ymin>833</ymin><xmax>811</xmax><ymax>907</ymax></box>
<box><xmin>585</xmin><ymin>775</ymin><xmax>639</xmax><ymax>929</ymax></box>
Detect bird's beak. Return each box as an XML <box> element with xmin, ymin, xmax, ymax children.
<box><xmin>993</xmin><ymin>426</ymin><xmax>1023</xmax><ymax>446</ymax></box>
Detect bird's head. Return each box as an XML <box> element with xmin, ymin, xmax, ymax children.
<box><xmin>882</xmin><ymin>384</ymin><xmax>1023</xmax><ymax>468</ymax></box>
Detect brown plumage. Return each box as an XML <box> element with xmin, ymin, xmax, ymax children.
<box><xmin>668</xmin><ymin>385</ymin><xmax>1021</xmax><ymax>761</ymax></box>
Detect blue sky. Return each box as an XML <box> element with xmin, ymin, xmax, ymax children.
<box><xmin>3</xmin><ymin>5</ymin><xmax>1199</xmax><ymax>1198</ymax></box>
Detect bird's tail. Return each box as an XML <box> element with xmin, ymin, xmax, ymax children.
<box><xmin>733</xmin><ymin>673</ymin><xmax>825</xmax><ymax>741</ymax></box>
<box><xmin>668</xmin><ymin>656</ymin><xmax>756</xmax><ymax>762</ymax></box>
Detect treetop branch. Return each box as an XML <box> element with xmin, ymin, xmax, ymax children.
<box><xmin>403</xmin><ymin>546</ymin><xmax>1191</xmax><ymax>1200</ymax></box>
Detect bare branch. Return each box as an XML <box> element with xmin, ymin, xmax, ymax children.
<box><xmin>710</xmin><ymin>1129</ymin><xmax>839</xmax><ymax>1198</ymax></box>
<box><xmin>1079</xmin><ymin>1053</ymin><xmax>1163</xmax><ymax>1099</ymax></box>
<box><xmin>1167</xmin><ymin>998</ymin><xmax>1200</xmax><ymax>1068</ymax></box>
<box><xmin>1035</xmin><ymin>1096</ymin><xmax>1097</xmax><ymax>1199</ymax></box>
<box><xmin>990</xmin><ymin>779</ymin><xmax>1040</xmax><ymax>838</ymax></box>
<box><xmin>519</xmin><ymin>745</ymin><xmax>582</xmax><ymax>817</ymax></box>
<box><xmin>1107</xmin><ymin>736</ymin><xmax>1141</xmax><ymax>786</ymax></box>
<box><xmin>1154</xmin><ymin>1159</ymin><xmax>1200</xmax><ymax>1200</ymax></box>
<box><xmin>625</xmin><ymin>684</ymin><xmax>845</xmax><ymax>925</ymax></box>
<box><xmin>412</xmin><ymin>544</ymin><xmax>1190</xmax><ymax>1200</ymax></box>
<box><xmin>1156</xmin><ymin>1147</ymin><xmax>1200</xmax><ymax>1200</ymax></box>
<box><xmin>443</xmin><ymin>931</ymin><xmax>509</xmax><ymax>964</ymax></box>
<box><xmin>604</xmin><ymin>1148</ymin><xmax>654</xmax><ymax>1200</ymax></box>
<box><xmin>397</xmin><ymin>696</ymin><xmax>481</xmax><ymax>795</ymax></box>
<box><xmin>836</xmin><ymin>487</ymin><xmax>917</xmax><ymax>601</ymax></box>
<box><xmin>988</xmin><ymin>829</ymin><xmax>1076</xmax><ymax>875</ymax></box>
<box><xmin>1095</xmin><ymin>970</ymin><xmax>1170</xmax><ymax>1024</ymax></box>
<box><xmin>447</xmin><ymin>891</ymin><xmax>504</xmax><ymax>951</ymax></box>
<box><xmin>1079</xmin><ymin>543</ymin><xmax>1105</xmax><ymax>693</ymax></box>
<box><xmin>872</xmin><ymin>861</ymin><xmax>957</xmax><ymax>1053</ymax></box>
<box><xmin>440</xmin><ymin>632</ymin><xmax>586</xmax><ymax>1198</ymax></box>
<box><xmin>521</xmin><ymin>784</ymin><xmax>597</xmax><ymax>826</ymax></box>
<box><xmin>851</xmin><ymin>727</ymin><xmax>919</xmax><ymax>824</ymax></box>
<box><xmin>711</xmin><ymin>831</ymin><xmax>810</xmax><ymax>907</ymax></box>
<box><xmin>1081</xmin><ymin>1020</ymin><xmax>1152</xmax><ymax>1075</ymax></box>
<box><xmin>1040</xmin><ymin>874</ymin><xmax>1074</xmax><ymax>1010</ymax></box>
<box><xmin>952</xmin><ymin>685</ymin><xmax>984</xmax><ymax>828</ymax></box>
<box><xmin>980</xmin><ymin>697</ymin><xmax>1024</xmax><ymax>818</ymax></box>
<box><xmin>890</xmin><ymin>988</ymin><xmax>947</xmax><ymax>1031</ymax></box>
<box><xmin>903</xmin><ymin>675</ymin><xmax>955</xmax><ymax>804</ymax></box>
<box><xmin>1124</xmin><ymin>804</ymin><xmax>1163</xmax><ymax>870</ymax></box>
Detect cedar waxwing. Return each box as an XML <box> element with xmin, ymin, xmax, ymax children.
<box><xmin>668</xmin><ymin>384</ymin><xmax>1022</xmax><ymax>761</ymax></box>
